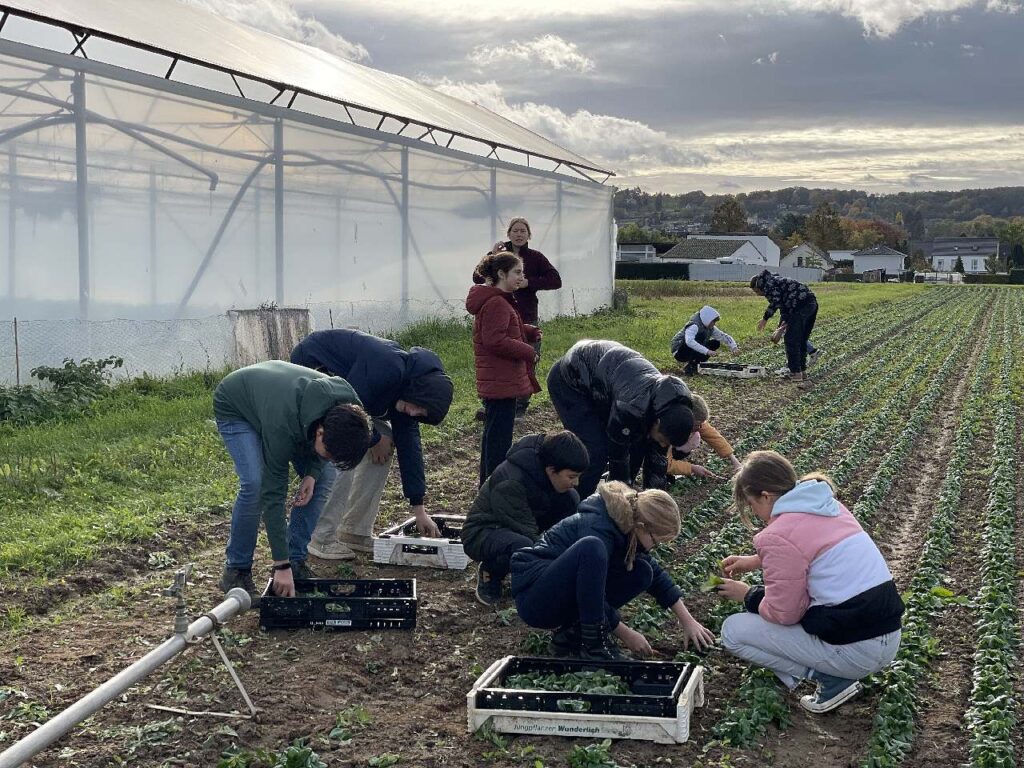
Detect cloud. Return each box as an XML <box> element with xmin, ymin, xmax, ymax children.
<box><xmin>182</xmin><ymin>0</ymin><xmax>370</xmax><ymax>61</ymax></box>
<box><xmin>422</xmin><ymin>78</ymin><xmax>708</xmax><ymax>171</ymax></box>
<box><xmin>468</xmin><ymin>34</ymin><xmax>594</xmax><ymax>73</ymax></box>
<box><xmin>754</xmin><ymin>50</ymin><xmax>780</xmax><ymax>64</ymax></box>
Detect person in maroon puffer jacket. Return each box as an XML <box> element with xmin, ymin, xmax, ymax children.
<box><xmin>467</xmin><ymin>249</ymin><xmax>542</xmax><ymax>485</ymax></box>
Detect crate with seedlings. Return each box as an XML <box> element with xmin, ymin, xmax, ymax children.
<box><xmin>259</xmin><ymin>578</ymin><xmax>416</xmax><ymax>631</ymax></box>
<box><xmin>467</xmin><ymin>655</ymin><xmax>704</xmax><ymax>744</ymax></box>
<box><xmin>373</xmin><ymin>514</ymin><xmax>469</xmax><ymax>570</ymax></box>
<box><xmin>697</xmin><ymin>362</ymin><xmax>767</xmax><ymax>379</ymax></box>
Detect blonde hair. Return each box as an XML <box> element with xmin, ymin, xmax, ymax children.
<box><xmin>506</xmin><ymin>217</ymin><xmax>532</xmax><ymax>238</ymax></box>
<box><xmin>690</xmin><ymin>394</ymin><xmax>709</xmax><ymax>425</ymax></box>
<box><xmin>598</xmin><ymin>481</ymin><xmax>680</xmax><ymax>571</ymax></box>
<box><xmin>730</xmin><ymin>450</ymin><xmax>836</xmax><ymax>528</ymax></box>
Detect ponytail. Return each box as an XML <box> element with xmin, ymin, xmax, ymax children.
<box><xmin>475</xmin><ymin>251</ymin><xmax>522</xmax><ymax>284</ymax></box>
<box><xmin>598</xmin><ymin>481</ymin><xmax>680</xmax><ymax>571</ymax></box>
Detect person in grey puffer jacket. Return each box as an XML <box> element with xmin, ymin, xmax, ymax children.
<box><xmin>546</xmin><ymin>340</ymin><xmax>696</xmax><ymax>498</ymax></box>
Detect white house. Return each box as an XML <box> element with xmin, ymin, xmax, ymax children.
<box><xmin>660</xmin><ymin>239</ymin><xmax>765</xmax><ymax>264</ymax></box>
<box><xmin>617</xmin><ymin>242</ymin><xmax>657</xmax><ymax>262</ymax></box>
<box><xmin>930</xmin><ymin>237</ymin><xmax>998</xmax><ymax>274</ymax></box>
<box><xmin>852</xmin><ymin>245</ymin><xmax>907</xmax><ymax>275</ymax></box>
<box><xmin>689</xmin><ymin>234</ymin><xmax>780</xmax><ymax>266</ymax></box>
<box><xmin>781</xmin><ymin>243</ymin><xmax>835</xmax><ymax>270</ymax></box>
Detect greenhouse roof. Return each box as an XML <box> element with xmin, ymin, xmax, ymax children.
<box><xmin>0</xmin><ymin>0</ymin><xmax>613</xmax><ymax>180</ymax></box>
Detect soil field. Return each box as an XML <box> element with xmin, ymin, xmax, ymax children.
<box><xmin>1</xmin><ymin>284</ymin><xmax>1021</xmax><ymax>768</ymax></box>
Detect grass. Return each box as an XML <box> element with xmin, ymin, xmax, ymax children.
<box><xmin>0</xmin><ymin>281</ymin><xmax>926</xmax><ymax>578</ymax></box>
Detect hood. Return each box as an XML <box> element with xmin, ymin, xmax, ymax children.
<box><xmin>698</xmin><ymin>305</ymin><xmax>720</xmax><ymax>326</ymax></box>
<box><xmin>399</xmin><ymin>349</ymin><xmax>454</xmax><ymax>426</ymax></box>
<box><xmin>505</xmin><ymin>433</ymin><xmax>550</xmax><ymax>486</ymax></box>
<box><xmin>298</xmin><ymin>376</ymin><xmax>361</xmax><ymax>437</ymax></box>
<box><xmin>466</xmin><ymin>284</ymin><xmax>510</xmax><ymax>315</ymax></box>
<box><xmin>771</xmin><ymin>479</ymin><xmax>841</xmax><ymax>519</ymax></box>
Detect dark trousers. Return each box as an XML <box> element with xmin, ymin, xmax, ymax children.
<box><xmin>480</xmin><ymin>398</ymin><xmax>517</xmax><ymax>485</ymax></box>
<box><xmin>547</xmin><ymin>362</ymin><xmax>608</xmax><ymax>499</ymax></box>
<box><xmin>514</xmin><ymin>537</ymin><xmax>654</xmax><ymax>629</ymax></box>
<box><xmin>475</xmin><ymin>528</ymin><xmax>533</xmax><ymax>580</ymax></box>
<box><xmin>784</xmin><ymin>299</ymin><xmax>818</xmax><ymax>374</ymax></box>
<box><xmin>673</xmin><ymin>338</ymin><xmax>720</xmax><ymax>371</ymax></box>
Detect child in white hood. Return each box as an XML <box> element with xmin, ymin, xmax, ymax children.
<box><xmin>713</xmin><ymin>450</ymin><xmax>903</xmax><ymax>713</ymax></box>
<box><xmin>670</xmin><ymin>305</ymin><xmax>739</xmax><ymax>375</ymax></box>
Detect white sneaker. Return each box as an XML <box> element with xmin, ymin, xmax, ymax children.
<box><xmin>339</xmin><ymin>533</ymin><xmax>374</xmax><ymax>553</ymax></box>
<box><xmin>808</xmin><ymin>349</ymin><xmax>823</xmax><ymax>368</ymax></box>
<box><xmin>307</xmin><ymin>540</ymin><xmax>356</xmax><ymax>560</ymax></box>
<box><xmin>774</xmin><ymin>366</ymin><xmax>790</xmax><ymax>376</ymax></box>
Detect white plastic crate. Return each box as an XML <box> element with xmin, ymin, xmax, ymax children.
<box><xmin>697</xmin><ymin>362</ymin><xmax>768</xmax><ymax>379</ymax></box>
<box><xmin>467</xmin><ymin>655</ymin><xmax>705</xmax><ymax>744</ymax></box>
<box><xmin>373</xmin><ymin>514</ymin><xmax>470</xmax><ymax>570</ymax></box>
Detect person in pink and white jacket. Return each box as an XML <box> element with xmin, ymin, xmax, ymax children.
<box><xmin>713</xmin><ymin>450</ymin><xmax>904</xmax><ymax>713</ymax></box>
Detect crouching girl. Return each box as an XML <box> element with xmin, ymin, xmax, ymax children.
<box><xmin>715</xmin><ymin>451</ymin><xmax>903</xmax><ymax>713</ymax></box>
<box><xmin>510</xmin><ymin>481</ymin><xmax>714</xmax><ymax>659</ymax></box>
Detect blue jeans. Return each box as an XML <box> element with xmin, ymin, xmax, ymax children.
<box><xmin>217</xmin><ymin>420</ymin><xmax>337</xmax><ymax>569</ymax></box>
<box><xmin>514</xmin><ymin>537</ymin><xmax>654</xmax><ymax>630</ymax></box>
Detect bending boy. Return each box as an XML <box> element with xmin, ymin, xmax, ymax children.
<box><xmin>214</xmin><ymin>361</ymin><xmax>372</xmax><ymax>598</ymax></box>
<box><xmin>463</xmin><ymin>430</ymin><xmax>589</xmax><ymax>606</ymax></box>
<box><xmin>290</xmin><ymin>329</ymin><xmax>454</xmax><ymax>559</ymax></box>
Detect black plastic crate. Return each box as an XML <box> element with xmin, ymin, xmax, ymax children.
<box><xmin>259</xmin><ymin>578</ymin><xmax>416</xmax><ymax>631</ymax></box>
<box><xmin>473</xmin><ymin>656</ymin><xmax>695</xmax><ymax>718</ymax></box>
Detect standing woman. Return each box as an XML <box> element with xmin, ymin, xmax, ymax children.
<box><xmin>475</xmin><ymin>217</ymin><xmax>562</xmax><ymax>418</ymax></box>
<box><xmin>467</xmin><ymin>249</ymin><xmax>541</xmax><ymax>484</ymax></box>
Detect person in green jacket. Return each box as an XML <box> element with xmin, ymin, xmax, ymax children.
<box><xmin>213</xmin><ymin>361</ymin><xmax>372</xmax><ymax>598</ymax></box>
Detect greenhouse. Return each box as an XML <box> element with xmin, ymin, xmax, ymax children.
<box><xmin>0</xmin><ymin>0</ymin><xmax>615</xmax><ymax>382</ymax></box>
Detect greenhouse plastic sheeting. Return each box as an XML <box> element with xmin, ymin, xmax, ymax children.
<box><xmin>0</xmin><ymin>0</ymin><xmax>605</xmax><ymax>172</ymax></box>
<box><xmin>0</xmin><ymin>50</ymin><xmax>615</xmax><ymax>383</ymax></box>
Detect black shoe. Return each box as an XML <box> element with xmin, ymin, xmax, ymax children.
<box><xmin>290</xmin><ymin>559</ymin><xmax>317</xmax><ymax>581</ymax></box>
<box><xmin>683</xmin><ymin>362</ymin><xmax>698</xmax><ymax>376</ymax></box>
<box><xmin>219</xmin><ymin>567</ymin><xmax>260</xmax><ymax>606</ymax></box>
<box><xmin>475</xmin><ymin>565</ymin><xmax>503</xmax><ymax>606</ymax></box>
<box><xmin>579</xmin><ymin>622</ymin><xmax>625</xmax><ymax>661</ymax></box>
<box><xmin>475</xmin><ymin>407</ymin><xmax>487</xmax><ymax>422</ymax></box>
<box><xmin>549</xmin><ymin>624</ymin><xmax>581</xmax><ymax>656</ymax></box>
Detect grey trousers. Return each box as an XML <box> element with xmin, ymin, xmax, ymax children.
<box><xmin>721</xmin><ymin>611</ymin><xmax>901</xmax><ymax>689</ymax></box>
<box><xmin>310</xmin><ymin>419</ymin><xmax>392</xmax><ymax>545</ymax></box>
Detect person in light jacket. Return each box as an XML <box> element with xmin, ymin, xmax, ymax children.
<box><xmin>670</xmin><ymin>305</ymin><xmax>739</xmax><ymax>375</ymax></box>
<box><xmin>713</xmin><ymin>450</ymin><xmax>904</xmax><ymax>713</ymax></box>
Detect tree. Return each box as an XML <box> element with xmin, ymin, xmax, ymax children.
<box><xmin>910</xmin><ymin>249</ymin><xmax>931</xmax><ymax>271</ymax></box>
<box><xmin>710</xmin><ymin>199</ymin><xmax>747</xmax><ymax>233</ymax></box>
<box><xmin>805</xmin><ymin>202</ymin><xmax>845</xmax><ymax>250</ymax></box>
<box><xmin>953</xmin><ymin>255</ymin><xmax>965</xmax><ymax>274</ymax></box>
<box><xmin>986</xmin><ymin>253</ymin><xmax>1008</xmax><ymax>274</ymax></box>
<box><xmin>616</xmin><ymin>222</ymin><xmax>674</xmax><ymax>244</ymax></box>
<box><xmin>774</xmin><ymin>212</ymin><xmax>807</xmax><ymax>239</ymax></box>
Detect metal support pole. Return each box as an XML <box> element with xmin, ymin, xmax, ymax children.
<box><xmin>0</xmin><ymin>590</ymin><xmax>251</xmax><ymax>768</ymax></box>
<box><xmin>253</xmin><ymin>183</ymin><xmax>262</xmax><ymax>299</ymax></box>
<box><xmin>334</xmin><ymin>195</ymin><xmax>342</xmax><ymax>301</ymax></box>
<box><xmin>72</xmin><ymin>71</ymin><xmax>90</xmax><ymax>322</ymax></box>
<box><xmin>400</xmin><ymin>145</ymin><xmax>409</xmax><ymax>320</ymax></box>
<box><xmin>13</xmin><ymin>316</ymin><xmax>19</xmax><ymax>385</ymax></box>
<box><xmin>274</xmin><ymin>118</ymin><xmax>284</xmax><ymax>305</ymax></box>
<box><xmin>149</xmin><ymin>167</ymin><xmax>157</xmax><ymax>305</ymax></box>
<box><xmin>555</xmin><ymin>180</ymin><xmax>563</xmax><ymax>315</ymax></box>
<box><xmin>489</xmin><ymin>165</ymin><xmax>497</xmax><ymax>245</ymax></box>
<box><xmin>7</xmin><ymin>144</ymin><xmax>15</xmax><ymax>301</ymax></box>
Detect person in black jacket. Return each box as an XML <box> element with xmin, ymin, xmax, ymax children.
<box><xmin>511</xmin><ymin>481</ymin><xmax>714</xmax><ymax>659</ymax></box>
<box><xmin>463</xmin><ymin>431</ymin><xmax>590</xmax><ymax>606</ymax></box>
<box><xmin>750</xmin><ymin>270</ymin><xmax>818</xmax><ymax>386</ymax></box>
<box><xmin>547</xmin><ymin>340</ymin><xmax>696</xmax><ymax>498</ymax></box>
<box><xmin>290</xmin><ymin>329</ymin><xmax>454</xmax><ymax>559</ymax></box>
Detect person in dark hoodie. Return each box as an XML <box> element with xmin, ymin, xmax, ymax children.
<box><xmin>289</xmin><ymin>329</ymin><xmax>454</xmax><ymax>559</ymax></box>
<box><xmin>511</xmin><ymin>480</ymin><xmax>714</xmax><ymax>658</ymax></box>
<box><xmin>547</xmin><ymin>339</ymin><xmax>696</xmax><ymax>498</ymax></box>
<box><xmin>466</xmin><ymin>249</ymin><xmax>541</xmax><ymax>484</ymax></box>
<box><xmin>750</xmin><ymin>270</ymin><xmax>818</xmax><ymax>387</ymax></box>
<box><xmin>213</xmin><ymin>361</ymin><xmax>372</xmax><ymax>599</ymax></box>
<box><xmin>473</xmin><ymin>217</ymin><xmax>562</xmax><ymax>419</ymax></box>
<box><xmin>714</xmin><ymin>451</ymin><xmax>903</xmax><ymax>713</ymax></box>
<box><xmin>463</xmin><ymin>430</ymin><xmax>590</xmax><ymax>606</ymax></box>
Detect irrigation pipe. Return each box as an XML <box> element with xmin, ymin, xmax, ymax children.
<box><xmin>0</xmin><ymin>588</ymin><xmax>251</xmax><ymax>768</ymax></box>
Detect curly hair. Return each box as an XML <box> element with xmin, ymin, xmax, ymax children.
<box><xmin>475</xmin><ymin>251</ymin><xmax>522</xmax><ymax>284</ymax></box>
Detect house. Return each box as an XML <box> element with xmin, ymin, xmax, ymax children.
<box><xmin>929</xmin><ymin>237</ymin><xmax>998</xmax><ymax>274</ymax></box>
<box><xmin>616</xmin><ymin>241</ymin><xmax>677</xmax><ymax>262</ymax></box>
<box><xmin>688</xmin><ymin>234</ymin><xmax>780</xmax><ymax>266</ymax></box>
<box><xmin>659</xmin><ymin>239</ymin><xmax>765</xmax><ymax>264</ymax></box>
<box><xmin>852</xmin><ymin>245</ymin><xmax>907</xmax><ymax>275</ymax></box>
<box><xmin>781</xmin><ymin>243</ymin><xmax>835</xmax><ymax>271</ymax></box>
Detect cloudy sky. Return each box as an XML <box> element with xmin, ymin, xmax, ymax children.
<box><xmin>188</xmin><ymin>0</ymin><xmax>1024</xmax><ymax>194</ymax></box>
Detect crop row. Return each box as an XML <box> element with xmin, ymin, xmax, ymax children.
<box><xmin>964</xmin><ymin>294</ymin><xmax>1020</xmax><ymax>768</ymax></box>
<box><xmin>859</xmin><ymin>290</ymin><xmax>1000</xmax><ymax>766</ymax></box>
